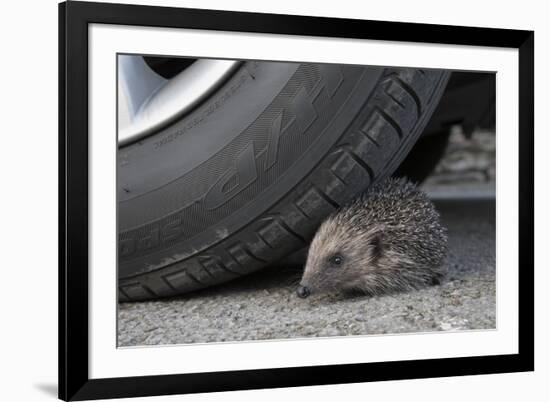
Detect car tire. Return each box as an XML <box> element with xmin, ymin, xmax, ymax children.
<box><xmin>118</xmin><ymin>62</ymin><xmax>449</xmax><ymax>301</ymax></box>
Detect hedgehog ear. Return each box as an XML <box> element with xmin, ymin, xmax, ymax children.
<box><xmin>369</xmin><ymin>232</ymin><xmax>384</xmax><ymax>261</ymax></box>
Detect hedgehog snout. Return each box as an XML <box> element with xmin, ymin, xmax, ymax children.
<box><xmin>296</xmin><ymin>284</ymin><xmax>311</xmax><ymax>298</ymax></box>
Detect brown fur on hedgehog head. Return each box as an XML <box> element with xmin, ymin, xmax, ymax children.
<box><xmin>297</xmin><ymin>178</ymin><xmax>448</xmax><ymax>298</ymax></box>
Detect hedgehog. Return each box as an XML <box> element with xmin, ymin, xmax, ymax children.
<box><xmin>296</xmin><ymin>177</ymin><xmax>448</xmax><ymax>298</ymax></box>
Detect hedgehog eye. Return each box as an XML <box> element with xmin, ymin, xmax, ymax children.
<box><xmin>329</xmin><ymin>254</ymin><xmax>343</xmax><ymax>266</ymax></box>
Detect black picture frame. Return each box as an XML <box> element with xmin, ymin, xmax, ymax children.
<box><xmin>59</xmin><ymin>1</ymin><xmax>534</xmax><ymax>400</ymax></box>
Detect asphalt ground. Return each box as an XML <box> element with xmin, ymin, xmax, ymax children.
<box><xmin>118</xmin><ymin>194</ymin><xmax>496</xmax><ymax>346</ymax></box>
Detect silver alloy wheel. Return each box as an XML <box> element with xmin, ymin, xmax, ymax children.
<box><xmin>118</xmin><ymin>55</ymin><xmax>241</xmax><ymax>146</ymax></box>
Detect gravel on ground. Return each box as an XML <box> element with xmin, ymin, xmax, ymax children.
<box><xmin>118</xmin><ymin>197</ymin><xmax>495</xmax><ymax>346</ymax></box>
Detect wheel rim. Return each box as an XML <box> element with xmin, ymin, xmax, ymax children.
<box><xmin>118</xmin><ymin>55</ymin><xmax>242</xmax><ymax>146</ymax></box>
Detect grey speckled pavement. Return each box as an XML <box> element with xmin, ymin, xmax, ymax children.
<box><xmin>118</xmin><ymin>195</ymin><xmax>495</xmax><ymax>347</ymax></box>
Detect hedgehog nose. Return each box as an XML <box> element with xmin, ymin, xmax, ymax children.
<box><xmin>297</xmin><ymin>285</ymin><xmax>310</xmax><ymax>298</ymax></box>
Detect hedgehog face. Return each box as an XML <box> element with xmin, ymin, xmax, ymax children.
<box><xmin>297</xmin><ymin>217</ymin><xmax>385</xmax><ymax>297</ymax></box>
